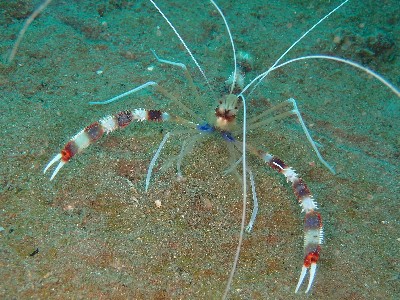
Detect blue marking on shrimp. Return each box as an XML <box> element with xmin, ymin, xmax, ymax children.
<box><xmin>196</xmin><ymin>123</ymin><xmax>215</xmax><ymax>133</ymax></box>
<box><xmin>221</xmin><ymin>131</ymin><xmax>235</xmax><ymax>142</ymax></box>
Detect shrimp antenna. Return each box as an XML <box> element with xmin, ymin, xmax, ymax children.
<box><xmin>149</xmin><ymin>0</ymin><xmax>212</xmax><ymax>91</ymax></box>
<box><xmin>7</xmin><ymin>0</ymin><xmax>53</xmax><ymax>63</ymax></box>
<box><xmin>222</xmin><ymin>94</ymin><xmax>248</xmax><ymax>300</ymax></box>
<box><xmin>272</xmin><ymin>55</ymin><xmax>400</xmax><ymax>97</ymax></box>
<box><xmin>241</xmin><ymin>0</ymin><xmax>349</xmax><ymax>95</ymax></box>
<box><xmin>210</xmin><ymin>0</ymin><xmax>237</xmax><ymax>94</ymax></box>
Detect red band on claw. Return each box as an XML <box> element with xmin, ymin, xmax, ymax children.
<box><xmin>303</xmin><ymin>246</ymin><xmax>321</xmax><ymax>268</ymax></box>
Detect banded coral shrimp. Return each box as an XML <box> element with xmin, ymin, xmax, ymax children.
<box><xmin>1</xmin><ymin>0</ymin><xmax>399</xmax><ymax>299</ymax></box>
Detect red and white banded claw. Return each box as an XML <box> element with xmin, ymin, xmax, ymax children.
<box><xmin>43</xmin><ymin>109</ymin><xmax>170</xmax><ymax>181</ymax></box>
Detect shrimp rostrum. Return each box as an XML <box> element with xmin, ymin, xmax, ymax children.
<box><xmin>44</xmin><ymin>0</ymin><xmax>400</xmax><ymax>297</ymax></box>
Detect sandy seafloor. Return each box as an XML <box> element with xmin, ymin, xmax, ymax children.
<box><xmin>0</xmin><ymin>0</ymin><xmax>399</xmax><ymax>299</ymax></box>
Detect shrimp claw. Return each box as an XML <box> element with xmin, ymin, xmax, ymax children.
<box><xmin>44</xmin><ymin>108</ymin><xmax>170</xmax><ymax>180</ymax></box>
<box><xmin>295</xmin><ymin>253</ymin><xmax>319</xmax><ymax>293</ymax></box>
<box><xmin>250</xmin><ymin>148</ymin><xmax>323</xmax><ymax>294</ymax></box>
<box><xmin>43</xmin><ymin>154</ymin><xmax>64</xmax><ymax>180</ymax></box>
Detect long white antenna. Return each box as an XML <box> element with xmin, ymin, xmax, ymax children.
<box><xmin>241</xmin><ymin>0</ymin><xmax>349</xmax><ymax>95</ymax></box>
<box><xmin>272</xmin><ymin>55</ymin><xmax>400</xmax><ymax>97</ymax></box>
<box><xmin>222</xmin><ymin>95</ymin><xmax>248</xmax><ymax>300</ymax></box>
<box><xmin>149</xmin><ymin>0</ymin><xmax>212</xmax><ymax>90</ymax></box>
<box><xmin>210</xmin><ymin>0</ymin><xmax>237</xmax><ymax>94</ymax></box>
